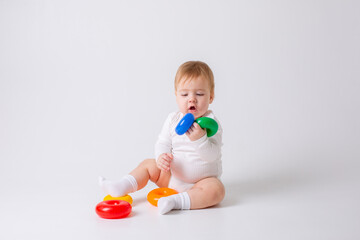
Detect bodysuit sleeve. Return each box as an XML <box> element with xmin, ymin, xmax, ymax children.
<box><xmin>191</xmin><ymin>122</ymin><xmax>223</xmax><ymax>162</ymax></box>
<box><xmin>154</xmin><ymin>113</ymin><xmax>175</xmax><ymax>161</ymax></box>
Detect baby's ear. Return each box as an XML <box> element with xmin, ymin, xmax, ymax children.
<box><xmin>210</xmin><ymin>94</ymin><xmax>214</xmax><ymax>104</ymax></box>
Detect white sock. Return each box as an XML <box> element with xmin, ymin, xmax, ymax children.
<box><xmin>98</xmin><ymin>175</ymin><xmax>138</xmax><ymax>197</ymax></box>
<box><xmin>157</xmin><ymin>192</ymin><xmax>191</xmax><ymax>215</ymax></box>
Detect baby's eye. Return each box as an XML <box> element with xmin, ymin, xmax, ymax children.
<box><xmin>196</xmin><ymin>93</ymin><xmax>204</xmax><ymax>96</ymax></box>
<box><xmin>181</xmin><ymin>94</ymin><xmax>188</xmax><ymax>97</ymax></box>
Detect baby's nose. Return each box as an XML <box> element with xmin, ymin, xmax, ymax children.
<box><xmin>189</xmin><ymin>97</ymin><xmax>197</xmax><ymax>102</ymax></box>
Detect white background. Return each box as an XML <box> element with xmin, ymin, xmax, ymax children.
<box><xmin>1</xmin><ymin>0</ymin><xmax>359</xmax><ymax>239</ymax></box>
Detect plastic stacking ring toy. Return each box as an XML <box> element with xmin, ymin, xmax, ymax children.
<box><xmin>147</xmin><ymin>188</ymin><xmax>178</xmax><ymax>207</ymax></box>
<box><xmin>103</xmin><ymin>194</ymin><xmax>133</xmax><ymax>205</ymax></box>
<box><xmin>175</xmin><ymin>113</ymin><xmax>219</xmax><ymax>137</ymax></box>
<box><xmin>195</xmin><ymin>117</ymin><xmax>219</xmax><ymax>137</ymax></box>
<box><xmin>175</xmin><ymin>113</ymin><xmax>195</xmax><ymax>135</ymax></box>
<box><xmin>95</xmin><ymin>200</ymin><xmax>132</xmax><ymax>219</ymax></box>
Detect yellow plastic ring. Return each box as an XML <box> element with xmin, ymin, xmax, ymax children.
<box><xmin>103</xmin><ymin>194</ymin><xmax>133</xmax><ymax>205</ymax></box>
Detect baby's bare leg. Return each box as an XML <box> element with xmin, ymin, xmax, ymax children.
<box><xmin>187</xmin><ymin>177</ymin><xmax>225</xmax><ymax>209</ymax></box>
<box><xmin>130</xmin><ymin>158</ymin><xmax>171</xmax><ymax>190</ymax></box>
<box><xmin>99</xmin><ymin>159</ymin><xmax>171</xmax><ymax>197</ymax></box>
<box><xmin>157</xmin><ymin>177</ymin><xmax>225</xmax><ymax>214</ymax></box>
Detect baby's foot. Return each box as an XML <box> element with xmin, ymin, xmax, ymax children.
<box><xmin>98</xmin><ymin>175</ymin><xmax>138</xmax><ymax>197</ymax></box>
<box><xmin>157</xmin><ymin>192</ymin><xmax>191</xmax><ymax>215</ymax></box>
<box><xmin>158</xmin><ymin>196</ymin><xmax>176</xmax><ymax>214</ymax></box>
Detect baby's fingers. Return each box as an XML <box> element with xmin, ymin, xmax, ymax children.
<box><xmin>158</xmin><ymin>160</ymin><xmax>170</xmax><ymax>172</ymax></box>
<box><xmin>186</xmin><ymin>125</ymin><xmax>194</xmax><ymax>135</ymax></box>
<box><xmin>163</xmin><ymin>154</ymin><xmax>173</xmax><ymax>162</ymax></box>
<box><xmin>166</xmin><ymin>153</ymin><xmax>174</xmax><ymax>160</ymax></box>
<box><xmin>162</xmin><ymin>158</ymin><xmax>170</xmax><ymax>166</ymax></box>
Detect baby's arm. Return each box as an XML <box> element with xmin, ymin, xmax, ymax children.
<box><xmin>190</xmin><ymin>124</ymin><xmax>223</xmax><ymax>162</ymax></box>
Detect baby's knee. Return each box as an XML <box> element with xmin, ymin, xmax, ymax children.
<box><xmin>207</xmin><ymin>179</ymin><xmax>225</xmax><ymax>203</ymax></box>
<box><xmin>139</xmin><ymin>158</ymin><xmax>156</xmax><ymax>168</ymax></box>
<box><xmin>196</xmin><ymin>178</ymin><xmax>225</xmax><ymax>203</ymax></box>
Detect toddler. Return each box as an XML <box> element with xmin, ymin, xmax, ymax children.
<box><xmin>99</xmin><ymin>61</ymin><xmax>225</xmax><ymax>214</ymax></box>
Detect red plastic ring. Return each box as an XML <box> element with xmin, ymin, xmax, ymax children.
<box><xmin>95</xmin><ymin>200</ymin><xmax>132</xmax><ymax>219</ymax></box>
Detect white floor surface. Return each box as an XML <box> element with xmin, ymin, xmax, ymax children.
<box><xmin>1</xmin><ymin>169</ymin><xmax>359</xmax><ymax>240</ymax></box>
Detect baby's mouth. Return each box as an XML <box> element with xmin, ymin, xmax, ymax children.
<box><xmin>189</xmin><ymin>106</ymin><xmax>196</xmax><ymax>111</ymax></box>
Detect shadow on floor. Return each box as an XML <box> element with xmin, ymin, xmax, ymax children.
<box><xmin>219</xmin><ymin>169</ymin><xmax>316</xmax><ymax>208</ymax></box>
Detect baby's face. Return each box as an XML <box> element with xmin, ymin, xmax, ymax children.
<box><xmin>175</xmin><ymin>76</ymin><xmax>214</xmax><ymax>119</ymax></box>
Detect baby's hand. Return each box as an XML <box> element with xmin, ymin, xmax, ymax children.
<box><xmin>186</xmin><ymin>122</ymin><xmax>206</xmax><ymax>141</ymax></box>
<box><xmin>157</xmin><ymin>153</ymin><xmax>173</xmax><ymax>172</ymax></box>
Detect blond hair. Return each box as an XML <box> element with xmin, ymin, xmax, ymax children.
<box><xmin>174</xmin><ymin>61</ymin><xmax>215</xmax><ymax>95</ymax></box>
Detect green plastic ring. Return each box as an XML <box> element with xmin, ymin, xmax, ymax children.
<box><xmin>195</xmin><ymin>117</ymin><xmax>219</xmax><ymax>137</ymax></box>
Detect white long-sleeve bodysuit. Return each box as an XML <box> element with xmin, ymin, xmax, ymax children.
<box><xmin>155</xmin><ymin>110</ymin><xmax>223</xmax><ymax>192</ymax></box>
